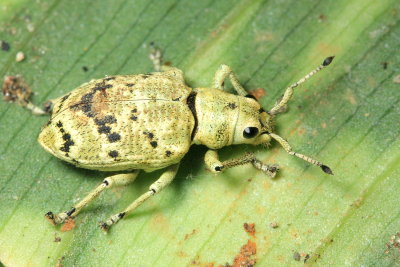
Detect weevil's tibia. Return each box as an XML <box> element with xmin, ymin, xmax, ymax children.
<box><xmin>269</xmin><ymin>133</ymin><xmax>333</xmax><ymax>175</ymax></box>
<box><xmin>205</xmin><ymin>150</ymin><xmax>279</xmax><ymax>178</ymax></box>
<box><xmin>100</xmin><ymin>164</ymin><xmax>179</xmax><ymax>232</ymax></box>
<box><xmin>45</xmin><ymin>172</ymin><xmax>139</xmax><ymax>225</ymax></box>
<box><xmin>269</xmin><ymin>56</ymin><xmax>335</xmax><ymax>115</ymax></box>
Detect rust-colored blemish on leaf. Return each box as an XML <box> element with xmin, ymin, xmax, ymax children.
<box><xmin>249</xmin><ymin>88</ymin><xmax>266</xmax><ymax>100</ymax></box>
<box><xmin>243</xmin><ymin>223</ymin><xmax>255</xmax><ymax>237</ymax></box>
<box><xmin>61</xmin><ymin>218</ymin><xmax>76</xmax><ymax>232</ymax></box>
<box><xmin>232</xmin><ymin>240</ymin><xmax>257</xmax><ymax>267</ymax></box>
<box><xmin>184</xmin><ymin>229</ymin><xmax>198</xmax><ymax>241</ymax></box>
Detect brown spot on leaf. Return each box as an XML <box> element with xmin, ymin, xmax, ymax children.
<box><xmin>232</xmin><ymin>240</ymin><xmax>257</xmax><ymax>267</ymax></box>
<box><xmin>248</xmin><ymin>88</ymin><xmax>266</xmax><ymax>100</ymax></box>
<box><xmin>243</xmin><ymin>223</ymin><xmax>256</xmax><ymax>237</ymax></box>
<box><xmin>61</xmin><ymin>218</ymin><xmax>76</xmax><ymax>232</ymax></box>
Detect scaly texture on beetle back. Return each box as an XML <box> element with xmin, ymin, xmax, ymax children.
<box><xmin>38</xmin><ymin>71</ymin><xmax>195</xmax><ymax>171</ymax></box>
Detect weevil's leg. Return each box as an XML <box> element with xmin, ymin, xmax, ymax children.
<box><xmin>148</xmin><ymin>42</ymin><xmax>185</xmax><ymax>83</ymax></box>
<box><xmin>269</xmin><ymin>133</ymin><xmax>333</xmax><ymax>175</ymax></box>
<box><xmin>269</xmin><ymin>56</ymin><xmax>334</xmax><ymax>115</ymax></box>
<box><xmin>205</xmin><ymin>150</ymin><xmax>279</xmax><ymax>178</ymax></box>
<box><xmin>212</xmin><ymin>64</ymin><xmax>248</xmax><ymax>96</ymax></box>
<box><xmin>149</xmin><ymin>42</ymin><xmax>163</xmax><ymax>72</ymax></box>
<box><xmin>100</xmin><ymin>164</ymin><xmax>179</xmax><ymax>231</ymax></box>
<box><xmin>45</xmin><ymin>171</ymin><xmax>140</xmax><ymax>225</ymax></box>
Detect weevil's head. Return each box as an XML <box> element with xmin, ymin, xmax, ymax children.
<box><xmin>192</xmin><ymin>89</ymin><xmax>274</xmax><ymax>148</ymax></box>
<box><xmin>231</xmin><ymin>94</ymin><xmax>274</xmax><ymax>146</ymax></box>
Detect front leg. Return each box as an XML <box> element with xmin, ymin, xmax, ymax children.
<box><xmin>205</xmin><ymin>150</ymin><xmax>279</xmax><ymax>178</ymax></box>
<box><xmin>212</xmin><ymin>64</ymin><xmax>248</xmax><ymax>96</ymax></box>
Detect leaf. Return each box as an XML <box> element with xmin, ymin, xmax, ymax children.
<box><xmin>0</xmin><ymin>0</ymin><xmax>399</xmax><ymax>266</ymax></box>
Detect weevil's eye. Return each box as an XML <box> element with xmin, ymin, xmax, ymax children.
<box><xmin>243</xmin><ymin>127</ymin><xmax>259</xmax><ymax>138</ymax></box>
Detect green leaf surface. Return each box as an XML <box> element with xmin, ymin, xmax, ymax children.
<box><xmin>0</xmin><ymin>0</ymin><xmax>399</xmax><ymax>266</ymax></box>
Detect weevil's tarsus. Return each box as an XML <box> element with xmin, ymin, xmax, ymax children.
<box><xmin>100</xmin><ymin>164</ymin><xmax>179</xmax><ymax>231</ymax></box>
<box><xmin>269</xmin><ymin>133</ymin><xmax>333</xmax><ymax>175</ymax></box>
<box><xmin>252</xmin><ymin>159</ymin><xmax>279</xmax><ymax>178</ymax></box>
<box><xmin>269</xmin><ymin>56</ymin><xmax>335</xmax><ymax>115</ymax></box>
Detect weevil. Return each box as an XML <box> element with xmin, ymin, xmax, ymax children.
<box><xmin>19</xmin><ymin>46</ymin><xmax>334</xmax><ymax>231</ymax></box>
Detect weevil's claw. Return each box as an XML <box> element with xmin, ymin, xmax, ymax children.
<box><xmin>45</xmin><ymin>211</ymin><xmax>57</xmax><ymax>225</ymax></box>
<box><xmin>264</xmin><ymin>164</ymin><xmax>279</xmax><ymax>178</ymax></box>
<box><xmin>100</xmin><ymin>222</ymin><xmax>110</xmax><ymax>232</ymax></box>
<box><xmin>321</xmin><ymin>165</ymin><xmax>333</xmax><ymax>175</ymax></box>
<box><xmin>45</xmin><ymin>211</ymin><xmax>70</xmax><ymax>225</ymax></box>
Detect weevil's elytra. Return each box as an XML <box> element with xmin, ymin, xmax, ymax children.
<box><xmin>36</xmin><ymin>45</ymin><xmax>334</xmax><ymax>231</ymax></box>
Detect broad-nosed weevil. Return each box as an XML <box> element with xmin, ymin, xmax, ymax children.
<box><xmin>13</xmin><ymin>44</ymin><xmax>334</xmax><ymax>231</ymax></box>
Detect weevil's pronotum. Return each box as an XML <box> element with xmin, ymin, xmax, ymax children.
<box><xmin>20</xmin><ymin>46</ymin><xmax>334</xmax><ymax>231</ymax></box>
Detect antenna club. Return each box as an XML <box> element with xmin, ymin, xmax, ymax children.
<box><xmin>322</xmin><ymin>56</ymin><xmax>335</xmax><ymax>66</ymax></box>
<box><xmin>321</xmin><ymin>165</ymin><xmax>333</xmax><ymax>175</ymax></box>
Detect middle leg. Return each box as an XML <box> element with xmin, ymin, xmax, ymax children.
<box><xmin>205</xmin><ymin>150</ymin><xmax>279</xmax><ymax>178</ymax></box>
<box><xmin>212</xmin><ymin>64</ymin><xmax>248</xmax><ymax>96</ymax></box>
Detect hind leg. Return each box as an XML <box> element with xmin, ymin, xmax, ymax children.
<box><xmin>45</xmin><ymin>171</ymin><xmax>140</xmax><ymax>225</ymax></box>
<box><xmin>101</xmin><ymin>164</ymin><xmax>179</xmax><ymax>231</ymax></box>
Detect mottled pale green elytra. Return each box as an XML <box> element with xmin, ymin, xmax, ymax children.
<box><xmin>32</xmin><ymin>47</ymin><xmax>334</xmax><ymax>231</ymax></box>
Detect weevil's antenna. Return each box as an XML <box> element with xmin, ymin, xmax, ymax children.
<box><xmin>269</xmin><ymin>132</ymin><xmax>333</xmax><ymax>175</ymax></box>
<box><xmin>269</xmin><ymin>56</ymin><xmax>334</xmax><ymax>115</ymax></box>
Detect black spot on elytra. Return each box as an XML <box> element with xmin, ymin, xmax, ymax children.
<box><xmin>172</xmin><ymin>97</ymin><xmax>181</xmax><ymax>101</ymax></box>
<box><xmin>150</xmin><ymin>141</ymin><xmax>157</xmax><ymax>148</ymax></box>
<box><xmin>94</xmin><ymin>115</ymin><xmax>117</xmax><ymax>125</ymax></box>
<box><xmin>61</xmin><ymin>93</ymin><xmax>70</xmax><ymax>102</ymax></box>
<box><xmin>108</xmin><ymin>132</ymin><xmax>121</xmax><ymax>142</ymax></box>
<box><xmin>92</xmin><ymin>83</ymin><xmax>113</xmax><ymax>92</ymax></box>
<box><xmin>98</xmin><ymin>125</ymin><xmax>111</xmax><ymax>134</ymax></box>
<box><xmin>227</xmin><ymin>102</ymin><xmax>237</xmax><ymax>109</ymax></box>
<box><xmin>71</xmin><ymin>81</ymin><xmax>113</xmax><ymax>118</ymax></box>
<box><xmin>143</xmin><ymin>131</ymin><xmax>154</xmax><ymax>139</ymax></box>
<box><xmin>166</xmin><ymin>150</ymin><xmax>172</xmax><ymax>157</ymax></box>
<box><xmin>60</xmin><ymin>139</ymin><xmax>74</xmax><ymax>153</ymax></box>
<box><xmin>126</xmin><ymin>83</ymin><xmax>135</xmax><ymax>87</ymax></box>
<box><xmin>62</xmin><ymin>133</ymin><xmax>71</xmax><ymax>140</ymax></box>
<box><xmin>95</xmin><ymin>115</ymin><xmax>117</xmax><ymax>135</ymax></box>
<box><xmin>56</xmin><ymin>121</ymin><xmax>63</xmax><ymax>128</ymax></box>
<box><xmin>130</xmin><ymin>109</ymin><xmax>138</xmax><ymax>121</ymax></box>
<box><xmin>108</xmin><ymin>150</ymin><xmax>119</xmax><ymax>158</ymax></box>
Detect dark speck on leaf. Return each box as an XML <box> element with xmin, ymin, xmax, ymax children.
<box><xmin>1</xmin><ymin>40</ymin><xmax>10</xmax><ymax>51</ymax></box>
